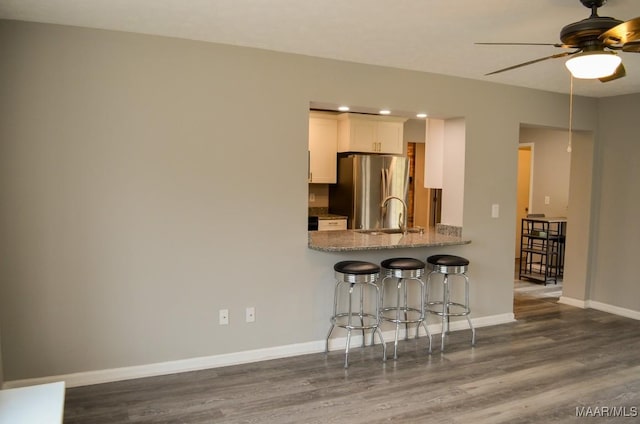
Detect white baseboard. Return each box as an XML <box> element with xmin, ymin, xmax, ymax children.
<box><xmin>588</xmin><ymin>301</ymin><xmax>640</xmax><ymax>321</ymax></box>
<box><xmin>414</xmin><ymin>312</ymin><xmax>515</xmax><ymax>340</ymax></box>
<box><xmin>558</xmin><ymin>296</ymin><xmax>640</xmax><ymax>321</ymax></box>
<box><xmin>558</xmin><ymin>296</ymin><xmax>588</xmax><ymax>308</ymax></box>
<box><xmin>467</xmin><ymin>312</ymin><xmax>516</xmax><ymax>328</ymax></box>
<box><xmin>328</xmin><ymin>314</ymin><xmax>515</xmax><ymax>351</ymax></box>
<box><xmin>3</xmin><ymin>340</ymin><xmax>325</xmax><ymax>389</ymax></box>
<box><xmin>3</xmin><ymin>313</ymin><xmax>516</xmax><ymax>390</ymax></box>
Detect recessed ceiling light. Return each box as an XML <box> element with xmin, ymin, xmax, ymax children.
<box><xmin>379</xmin><ymin>109</ymin><xmax>391</xmax><ymax>115</ymax></box>
<box><xmin>416</xmin><ymin>113</ymin><xmax>428</xmax><ymax>118</ymax></box>
<box><xmin>338</xmin><ymin>106</ymin><xmax>350</xmax><ymax>112</ymax></box>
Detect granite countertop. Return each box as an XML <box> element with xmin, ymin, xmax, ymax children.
<box><xmin>316</xmin><ymin>214</ymin><xmax>347</xmax><ymax>220</ymax></box>
<box><xmin>308</xmin><ymin>228</ymin><xmax>471</xmax><ymax>252</ymax></box>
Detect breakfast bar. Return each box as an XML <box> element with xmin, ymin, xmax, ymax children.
<box><xmin>308</xmin><ymin>227</ymin><xmax>471</xmax><ymax>252</ymax></box>
<box><xmin>317</xmin><ymin>225</ymin><xmax>475</xmax><ymax>366</ymax></box>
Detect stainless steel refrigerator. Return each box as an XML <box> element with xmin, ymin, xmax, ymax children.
<box><xmin>329</xmin><ymin>154</ymin><xmax>409</xmax><ymax>230</ymax></box>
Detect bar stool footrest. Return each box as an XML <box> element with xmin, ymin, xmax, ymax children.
<box><xmin>380</xmin><ymin>307</ymin><xmax>424</xmax><ymax>324</ymax></box>
<box><xmin>426</xmin><ymin>301</ymin><xmax>471</xmax><ymax>317</ymax></box>
<box><xmin>331</xmin><ymin>313</ymin><xmax>380</xmax><ymax>330</ymax></box>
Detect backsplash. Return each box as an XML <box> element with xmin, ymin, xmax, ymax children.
<box><xmin>436</xmin><ymin>224</ymin><xmax>462</xmax><ymax>237</ymax></box>
<box><xmin>308</xmin><ymin>207</ymin><xmax>329</xmax><ymax>216</ymax></box>
<box><xmin>308</xmin><ymin>184</ymin><xmax>329</xmax><ymax>208</ymax></box>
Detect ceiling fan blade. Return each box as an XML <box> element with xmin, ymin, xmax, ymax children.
<box><xmin>476</xmin><ymin>42</ymin><xmax>568</xmax><ymax>47</ymax></box>
<box><xmin>485</xmin><ymin>51</ymin><xmax>578</xmax><ymax>76</ymax></box>
<box><xmin>599</xmin><ymin>63</ymin><xmax>626</xmax><ymax>83</ymax></box>
<box><xmin>622</xmin><ymin>40</ymin><xmax>640</xmax><ymax>52</ymax></box>
<box><xmin>599</xmin><ymin>17</ymin><xmax>640</xmax><ymax>45</ymax></box>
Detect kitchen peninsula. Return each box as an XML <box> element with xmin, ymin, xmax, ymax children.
<box><xmin>308</xmin><ymin>227</ymin><xmax>470</xmax><ymax>252</ymax></box>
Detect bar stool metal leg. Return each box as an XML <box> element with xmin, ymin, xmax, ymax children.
<box><xmin>415</xmin><ymin>276</ymin><xmax>432</xmax><ymax>353</ymax></box>
<box><xmin>345</xmin><ymin>283</ymin><xmax>355</xmax><ymax>367</ymax></box>
<box><xmin>325</xmin><ymin>280</ymin><xmax>340</xmax><ymax>354</ymax></box>
<box><xmin>379</xmin><ymin>258</ymin><xmax>432</xmax><ymax>358</ymax></box>
<box><xmin>372</xmin><ymin>281</ymin><xmax>387</xmax><ymax>363</ymax></box>
<box><xmin>463</xmin><ymin>273</ymin><xmax>476</xmax><ymax>346</ymax></box>
<box><xmin>385</xmin><ymin>276</ymin><xmax>404</xmax><ymax>359</ymax></box>
<box><xmin>402</xmin><ymin>280</ymin><xmax>410</xmax><ymax>339</ymax></box>
<box><xmin>359</xmin><ymin>284</ymin><xmax>366</xmax><ymax>347</ymax></box>
<box><xmin>326</xmin><ymin>261</ymin><xmax>387</xmax><ymax>368</ymax></box>
<box><xmin>441</xmin><ymin>273</ymin><xmax>450</xmax><ymax>351</ymax></box>
<box><xmin>425</xmin><ymin>255</ymin><xmax>475</xmax><ymax>352</ymax></box>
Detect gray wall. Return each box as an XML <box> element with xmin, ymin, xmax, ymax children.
<box><xmin>590</xmin><ymin>94</ymin><xmax>640</xmax><ymax>311</ymax></box>
<box><xmin>0</xmin><ymin>20</ymin><xmax>607</xmax><ymax>382</ymax></box>
<box><xmin>519</xmin><ymin>127</ymin><xmax>572</xmax><ymax>217</ymax></box>
<box><xmin>562</xmin><ymin>131</ymin><xmax>594</xmax><ymax>302</ymax></box>
<box><xmin>403</xmin><ymin>119</ymin><xmax>426</xmax><ymax>144</ymax></box>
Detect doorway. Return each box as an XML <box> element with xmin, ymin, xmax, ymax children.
<box><xmin>514</xmin><ymin>125</ymin><xmax>596</xmax><ymax>308</ymax></box>
<box><xmin>515</xmin><ymin>126</ymin><xmax>574</xmax><ymax>298</ymax></box>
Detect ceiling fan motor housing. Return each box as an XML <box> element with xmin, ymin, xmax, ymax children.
<box><xmin>580</xmin><ymin>0</ymin><xmax>606</xmax><ymax>9</ymax></box>
<box><xmin>560</xmin><ymin>16</ymin><xmax>623</xmax><ymax>47</ymax></box>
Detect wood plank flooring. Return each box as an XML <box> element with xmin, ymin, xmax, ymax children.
<box><xmin>63</xmin><ymin>281</ymin><xmax>640</xmax><ymax>423</ymax></box>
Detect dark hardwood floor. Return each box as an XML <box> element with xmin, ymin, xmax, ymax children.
<box><xmin>64</xmin><ymin>280</ymin><xmax>640</xmax><ymax>423</ymax></box>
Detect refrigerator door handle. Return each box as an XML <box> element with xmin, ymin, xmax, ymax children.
<box><xmin>381</xmin><ymin>169</ymin><xmax>387</xmax><ymax>220</ymax></box>
<box><xmin>383</xmin><ymin>169</ymin><xmax>386</xmax><ymax>200</ymax></box>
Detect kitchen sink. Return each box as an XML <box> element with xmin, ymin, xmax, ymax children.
<box><xmin>356</xmin><ymin>227</ymin><xmax>424</xmax><ymax>235</ymax></box>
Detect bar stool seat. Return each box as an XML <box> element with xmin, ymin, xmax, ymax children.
<box><xmin>326</xmin><ymin>260</ymin><xmax>387</xmax><ymax>368</ymax></box>
<box><xmin>334</xmin><ymin>260</ymin><xmax>381</xmax><ymax>281</ymax></box>
<box><xmin>427</xmin><ymin>254</ymin><xmax>470</xmax><ymax>273</ymax></box>
<box><xmin>426</xmin><ymin>254</ymin><xmax>475</xmax><ymax>351</ymax></box>
<box><xmin>379</xmin><ymin>257</ymin><xmax>432</xmax><ymax>358</ymax></box>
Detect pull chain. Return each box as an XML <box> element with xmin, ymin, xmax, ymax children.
<box><xmin>568</xmin><ymin>75</ymin><xmax>573</xmax><ymax>153</ymax></box>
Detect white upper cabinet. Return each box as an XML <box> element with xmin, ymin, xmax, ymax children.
<box><xmin>308</xmin><ymin>112</ymin><xmax>338</xmax><ymax>183</ymax></box>
<box><xmin>337</xmin><ymin>113</ymin><xmax>407</xmax><ymax>154</ymax></box>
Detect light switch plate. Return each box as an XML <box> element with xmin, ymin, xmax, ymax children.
<box><xmin>491</xmin><ymin>204</ymin><xmax>500</xmax><ymax>218</ymax></box>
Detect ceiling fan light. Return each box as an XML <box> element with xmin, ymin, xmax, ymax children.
<box><xmin>565</xmin><ymin>51</ymin><xmax>622</xmax><ymax>79</ymax></box>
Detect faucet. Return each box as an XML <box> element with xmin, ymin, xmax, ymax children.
<box><xmin>382</xmin><ymin>196</ymin><xmax>408</xmax><ymax>235</ymax></box>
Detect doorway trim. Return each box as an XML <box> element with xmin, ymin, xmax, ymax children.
<box><xmin>520</xmin><ymin>142</ymin><xmax>534</xmax><ymax>214</ymax></box>
<box><xmin>515</xmin><ymin>143</ymin><xmax>534</xmax><ymax>259</ymax></box>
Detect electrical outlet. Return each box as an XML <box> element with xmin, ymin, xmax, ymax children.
<box><xmin>246</xmin><ymin>307</ymin><xmax>255</xmax><ymax>323</ymax></box>
<box><xmin>309</xmin><ymin>193</ymin><xmax>316</xmax><ymax>202</ymax></box>
<box><xmin>545</xmin><ymin>196</ymin><xmax>551</xmax><ymax>205</ymax></box>
<box><xmin>219</xmin><ymin>309</ymin><xmax>229</xmax><ymax>325</ymax></box>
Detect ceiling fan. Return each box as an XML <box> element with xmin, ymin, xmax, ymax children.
<box><xmin>479</xmin><ymin>0</ymin><xmax>640</xmax><ymax>82</ymax></box>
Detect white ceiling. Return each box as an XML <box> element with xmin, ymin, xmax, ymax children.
<box><xmin>1</xmin><ymin>0</ymin><xmax>639</xmax><ymax>98</ymax></box>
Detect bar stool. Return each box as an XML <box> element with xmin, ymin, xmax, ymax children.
<box><xmin>379</xmin><ymin>257</ymin><xmax>432</xmax><ymax>358</ymax></box>
<box><xmin>325</xmin><ymin>260</ymin><xmax>387</xmax><ymax>368</ymax></box>
<box><xmin>425</xmin><ymin>254</ymin><xmax>476</xmax><ymax>351</ymax></box>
